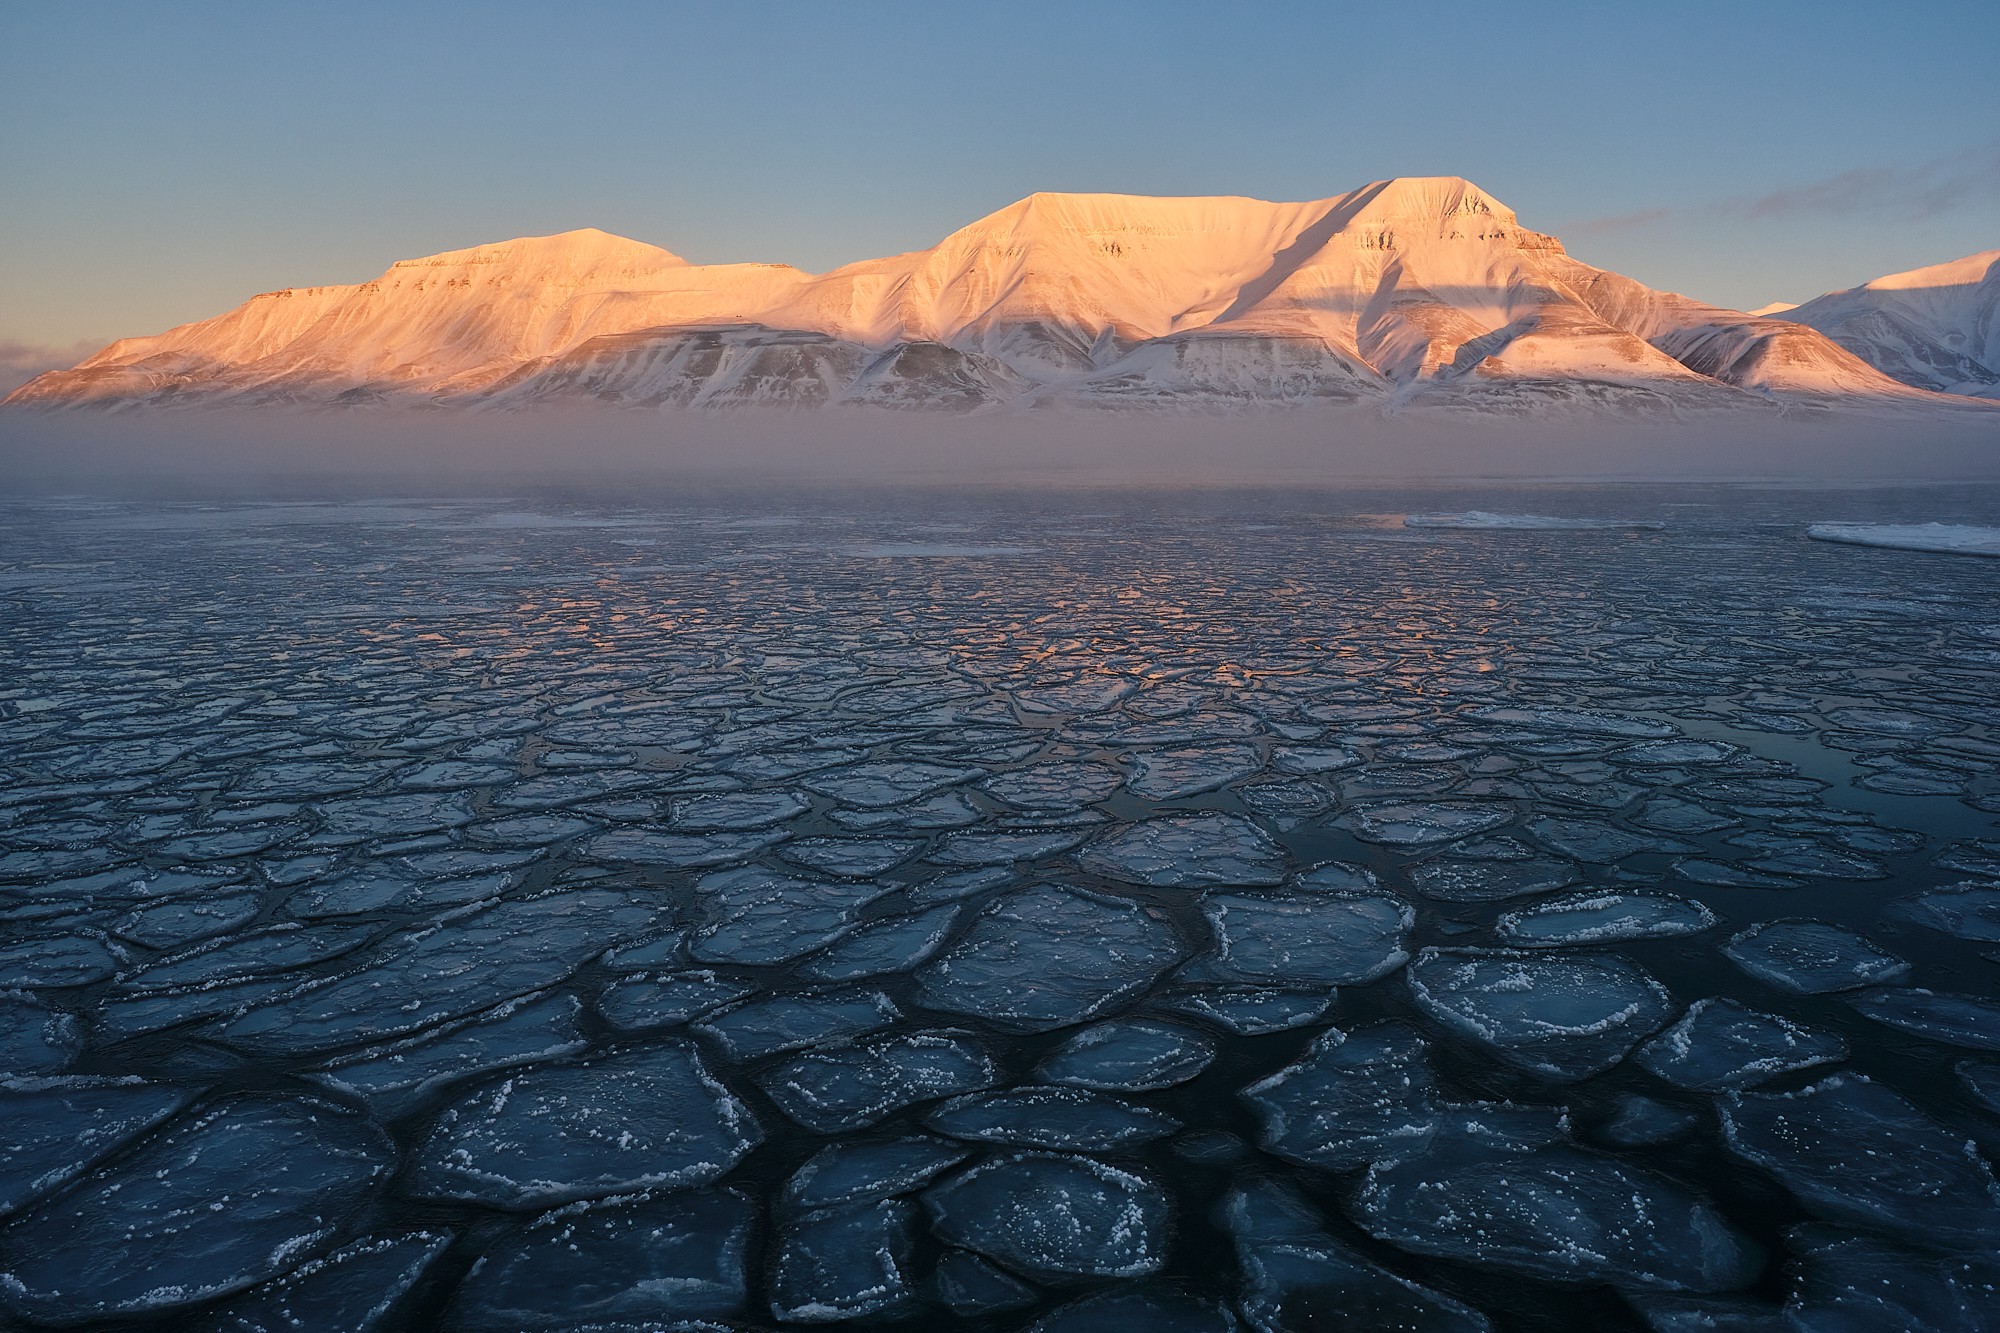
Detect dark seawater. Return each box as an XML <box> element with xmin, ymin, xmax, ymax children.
<box><xmin>1</xmin><ymin>484</ymin><xmax>1998</xmax><ymax>1332</ymax></box>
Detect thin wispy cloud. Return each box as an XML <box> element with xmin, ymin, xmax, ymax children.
<box><xmin>1564</xmin><ymin>207</ymin><xmax>1673</xmax><ymax>239</ymax></box>
<box><xmin>1740</xmin><ymin>141</ymin><xmax>2000</xmax><ymax>220</ymax></box>
<box><xmin>1568</xmin><ymin>139</ymin><xmax>2000</xmax><ymax>236</ymax></box>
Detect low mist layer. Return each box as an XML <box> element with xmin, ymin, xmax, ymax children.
<box><xmin>2</xmin><ymin>405</ymin><xmax>1998</xmax><ymax>499</ymax></box>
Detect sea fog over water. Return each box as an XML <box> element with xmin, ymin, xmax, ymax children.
<box><xmin>1</xmin><ymin>465</ymin><xmax>1998</xmax><ymax>1329</ymax></box>
<box><xmin>5</xmin><ymin>405</ymin><xmax>2000</xmax><ymax>495</ymax></box>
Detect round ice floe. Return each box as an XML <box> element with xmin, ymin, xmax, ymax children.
<box><xmin>1496</xmin><ymin>891</ymin><xmax>1716</xmax><ymax>947</ymax></box>
<box><xmin>1407</xmin><ymin>855</ymin><xmax>1580</xmax><ymax>903</ymax></box>
<box><xmin>982</xmin><ymin>761</ymin><xmax>1126</xmax><ymax>811</ymax></box>
<box><xmin>797</xmin><ymin>905</ymin><xmax>963</xmax><ymax>982</ymax></box>
<box><xmin>223</xmin><ymin>1231</ymin><xmax>450</xmax><ymax>1333</ymax></box>
<box><xmin>1846</xmin><ymin>988</ymin><xmax>2000</xmax><ymax>1052</ymax></box>
<box><xmin>1888</xmin><ymin>882</ymin><xmax>2000</xmax><ymax>942</ymax></box>
<box><xmin>781</xmin><ymin>1137</ymin><xmax>968</xmax><ymax>1213</ymax></box>
<box><xmin>692</xmin><ymin>989</ymin><xmax>899</xmax><ymax>1062</ymax></box>
<box><xmin>770</xmin><ymin>1197</ymin><xmax>919</xmax><ymax>1323</ymax></box>
<box><xmin>1157</xmin><ymin>987</ymin><xmax>1335</xmax><ymax>1035</ymax></box>
<box><xmin>220</xmin><ymin>889</ymin><xmax>664</xmax><ymax>1055</ymax></box>
<box><xmin>1225</xmin><ymin>1181</ymin><xmax>1492</xmax><ymax>1333</ymax></box>
<box><xmin>1720</xmin><ymin>1074</ymin><xmax>2000</xmax><ymax>1246</ymax></box>
<box><xmin>1721</xmin><ymin>920</ymin><xmax>1909</xmax><ymax>994</ymax></box>
<box><xmin>1076</xmin><ymin>813</ymin><xmax>1285</xmax><ymax>887</ymax></box>
<box><xmin>803</xmin><ymin>760</ymin><xmax>981</xmax><ymax>809</ymax></box>
<box><xmin>924</xmin><ymin>1086</ymin><xmax>1179</xmax><ymax>1151</ymax></box>
<box><xmin>0</xmin><ymin>993</ymin><xmax>80</xmax><ymax>1077</ymax></box>
<box><xmin>1037</xmin><ymin>1020</ymin><xmax>1215</xmax><ymax>1092</ymax></box>
<box><xmin>1405</xmin><ymin>947</ymin><xmax>1675</xmax><ymax>1081</ymax></box>
<box><xmin>1198</xmin><ymin>890</ymin><xmax>1412</xmax><ymax>988</ymax></box>
<box><xmin>1241</xmin><ymin>1025</ymin><xmax>1437</xmax><ymax>1171</ymax></box>
<box><xmin>0</xmin><ymin>1081</ymin><xmax>196</xmax><ymax>1218</ymax></box>
<box><xmin>923</xmin><ymin>1153</ymin><xmax>1171</xmax><ymax>1281</ymax></box>
<box><xmin>1123</xmin><ymin>743</ymin><xmax>1263</xmax><ymax>800</ymax></box>
<box><xmin>449</xmin><ymin>1190</ymin><xmax>753</xmax><ymax>1327</ymax></box>
<box><xmin>1782</xmin><ymin>1229</ymin><xmax>2000</xmax><ymax>1332</ymax></box>
<box><xmin>408</xmin><ymin>1042</ymin><xmax>761</xmax><ymax>1208</ymax></box>
<box><xmin>687</xmin><ymin>868</ymin><xmax>893</xmax><ymax>967</ymax></box>
<box><xmin>916</xmin><ymin>885</ymin><xmax>1184</xmax><ymax>1031</ymax></box>
<box><xmin>1635</xmin><ymin>998</ymin><xmax>1846</xmax><ymax>1091</ymax></box>
<box><xmin>760</xmin><ymin>1031</ymin><xmax>999</xmax><ymax>1134</ymax></box>
<box><xmin>1351</xmin><ymin>1119</ymin><xmax>1760</xmax><ymax>1292</ymax></box>
<box><xmin>0</xmin><ymin>1096</ymin><xmax>393</xmax><ymax>1323</ymax></box>
<box><xmin>1345</xmin><ymin>802</ymin><xmax>1514</xmax><ymax>849</ymax></box>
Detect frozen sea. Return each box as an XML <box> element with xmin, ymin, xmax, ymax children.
<box><xmin>2</xmin><ymin>484</ymin><xmax>1999</xmax><ymax>1331</ymax></box>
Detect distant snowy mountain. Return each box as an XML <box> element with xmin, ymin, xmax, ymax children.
<box><xmin>7</xmin><ymin>179</ymin><xmax>1990</xmax><ymax>417</ymax></box>
<box><xmin>1778</xmin><ymin>251</ymin><xmax>2000</xmax><ymax>399</ymax></box>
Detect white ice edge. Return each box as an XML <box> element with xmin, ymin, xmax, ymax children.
<box><xmin>1806</xmin><ymin>523</ymin><xmax>2000</xmax><ymax>556</ymax></box>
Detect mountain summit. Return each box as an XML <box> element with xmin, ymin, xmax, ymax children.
<box><xmin>1778</xmin><ymin>250</ymin><xmax>2000</xmax><ymax>399</ymax></box>
<box><xmin>8</xmin><ymin>178</ymin><xmax>1987</xmax><ymax>416</ymax></box>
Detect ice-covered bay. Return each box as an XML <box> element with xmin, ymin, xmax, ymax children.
<box><xmin>2</xmin><ymin>486</ymin><xmax>1997</xmax><ymax>1330</ymax></box>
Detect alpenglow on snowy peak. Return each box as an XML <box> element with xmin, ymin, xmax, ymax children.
<box><xmin>7</xmin><ymin>177</ymin><xmax>1992</xmax><ymax>416</ymax></box>
<box><xmin>1776</xmin><ymin>250</ymin><xmax>2000</xmax><ymax>399</ymax></box>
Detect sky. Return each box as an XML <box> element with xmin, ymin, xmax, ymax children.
<box><xmin>3</xmin><ymin>0</ymin><xmax>1996</xmax><ymax>366</ymax></box>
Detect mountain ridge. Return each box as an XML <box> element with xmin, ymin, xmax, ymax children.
<box><xmin>1778</xmin><ymin>250</ymin><xmax>2000</xmax><ymax>399</ymax></box>
<box><xmin>8</xmin><ymin>178</ymin><xmax>1993</xmax><ymax>418</ymax></box>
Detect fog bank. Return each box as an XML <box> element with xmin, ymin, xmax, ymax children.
<box><xmin>2</xmin><ymin>405</ymin><xmax>1996</xmax><ymax>498</ymax></box>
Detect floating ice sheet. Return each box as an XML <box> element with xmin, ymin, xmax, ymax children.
<box><xmin>925</xmin><ymin>1086</ymin><xmax>1179</xmax><ymax>1150</ymax></box>
<box><xmin>408</xmin><ymin>1043</ymin><xmax>761</xmax><ymax>1208</ymax></box>
<box><xmin>1077</xmin><ymin>812</ymin><xmax>1286</xmax><ymax>887</ymax></box>
<box><xmin>1806</xmin><ymin>523</ymin><xmax>2000</xmax><ymax>557</ymax></box>
<box><xmin>1720</xmin><ymin>1075</ymin><xmax>2000</xmax><ymax>1246</ymax></box>
<box><xmin>1846</xmin><ymin>988</ymin><xmax>2000</xmax><ymax>1052</ymax></box>
<box><xmin>923</xmin><ymin>1152</ymin><xmax>1171</xmax><ymax>1281</ymax></box>
<box><xmin>916</xmin><ymin>885</ymin><xmax>1184</xmax><ymax>1030</ymax></box>
<box><xmin>1636</xmin><ymin>998</ymin><xmax>1846</xmax><ymax>1091</ymax></box>
<box><xmin>449</xmin><ymin>1191</ymin><xmax>752</xmax><ymax>1327</ymax></box>
<box><xmin>1352</xmin><ymin>1119</ymin><xmax>1759</xmax><ymax>1292</ymax></box>
<box><xmin>1722</xmin><ymin>921</ymin><xmax>1909</xmax><ymax>995</ymax></box>
<box><xmin>1497</xmin><ymin>892</ymin><xmax>1716</xmax><ymax>947</ymax></box>
<box><xmin>1406</xmin><ymin>948</ymin><xmax>1675</xmax><ymax>1081</ymax></box>
<box><xmin>1242</xmin><ymin>1025</ymin><xmax>1438</xmax><ymax>1171</ymax></box>
<box><xmin>1037</xmin><ymin>1020</ymin><xmax>1215</xmax><ymax>1092</ymax></box>
<box><xmin>0</xmin><ymin>1096</ymin><xmax>393</xmax><ymax>1323</ymax></box>
<box><xmin>1405</xmin><ymin>512</ymin><xmax>1665</xmax><ymax>531</ymax></box>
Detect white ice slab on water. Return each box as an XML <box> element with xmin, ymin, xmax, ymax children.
<box><xmin>1807</xmin><ymin>522</ymin><xmax>2000</xmax><ymax>556</ymax></box>
<box><xmin>1404</xmin><ymin>512</ymin><xmax>1665</xmax><ymax>531</ymax></box>
<box><xmin>0</xmin><ymin>1096</ymin><xmax>394</xmax><ymax>1323</ymax></box>
<box><xmin>923</xmin><ymin>1152</ymin><xmax>1171</xmax><ymax>1281</ymax></box>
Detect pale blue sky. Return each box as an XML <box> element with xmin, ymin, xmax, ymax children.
<box><xmin>3</xmin><ymin>0</ymin><xmax>1995</xmax><ymax>353</ymax></box>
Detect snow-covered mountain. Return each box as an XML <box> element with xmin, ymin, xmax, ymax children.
<box><xmin>6</xmin><ymin>178</ymin><xmax>1987</xmax><ymax>416</ymax></box>
<box><xmin>1777</xmin><ymin>251</ymin><xmax>2000</xmax><ymax>399</ymax></box>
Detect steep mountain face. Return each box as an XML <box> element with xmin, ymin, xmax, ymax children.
<box><xmin>7</xmin><ymin>180</ymin><xmax>1983</xmax><ymax>416</ymax></box>
<box><xmin>1779</xmin><ymin>251</ymin><xmax>2000</xmax><ymax>399</ymax></box>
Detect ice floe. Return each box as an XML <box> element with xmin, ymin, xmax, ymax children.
<box><xmin>1806</xmin><ymin>523</ymin><xmax>2000</xmax><ymax>557</ymax></box>
<box><xmin>0</xmin><ymin>1096</ymin><xmax>393</xmax><ymax>1322</ymax></box>
<box><xmin>1406</xmin><ymin>948</ymin><xmax>1675</xmax><ymax>1081</ymax></box>
<box><xmin>923</xmin><ymin>1153</ymin><xmax>1172</xmax><ymax>1281</ymax></box>
<box><xmin>1720</xmin><ymin>1075</ymin><xmax>2000</xmax><ymax>1246</ymax></box>
<box><xmin>408</xmin><ymin>1043</ymin><xmax>761</xmax><ymax>1208</ymax></box>
<box><xmin>916</xmin><ymin>885</ymin><xmax>1184</xmax><ymax>1030</ymax></box>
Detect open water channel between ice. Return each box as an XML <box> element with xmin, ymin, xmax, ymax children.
<box><xmin>2</xmin><ymin>484</ymin><xmax>1999</xmax><ymax>1332</ymax></box>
